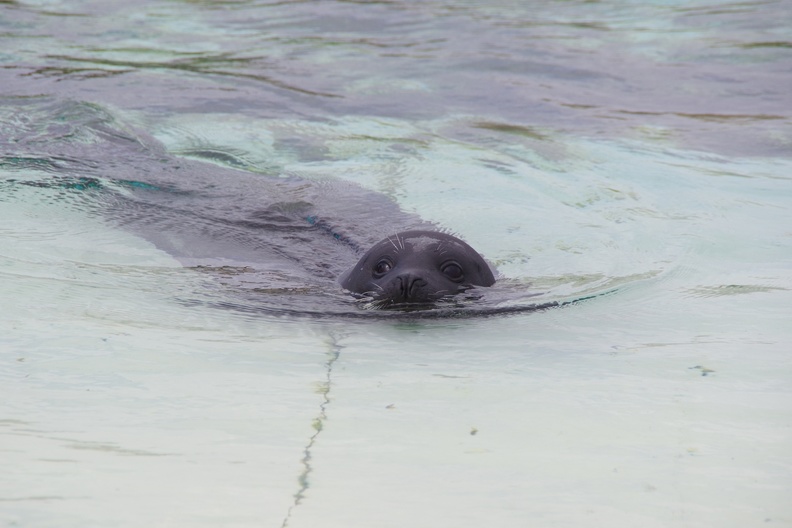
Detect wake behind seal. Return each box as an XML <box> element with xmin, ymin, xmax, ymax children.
<box><xmin>340</xmin><ymin>230</ymin><xmax>496</xmax><ymax>307</ymax></box>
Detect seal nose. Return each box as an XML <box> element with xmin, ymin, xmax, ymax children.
<box><xmin>396</xmin><ymin>273</ymin><xmax>428</xmax><ymax>301</ymax></box>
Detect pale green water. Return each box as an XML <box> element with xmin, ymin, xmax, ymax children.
<box><xmin>1</xmin><ymin>1</ymin><xmax>791</xmax><ymax>527</ymax></box>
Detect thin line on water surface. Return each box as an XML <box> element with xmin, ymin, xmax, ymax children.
<box><xmin>280</xmin><ymin>335</ymin><xmax>342</xmax><ymax>528</ymax></box>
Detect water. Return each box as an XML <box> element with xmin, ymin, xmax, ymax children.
<box><xmin>1</xmin><ymin>0</ymin><xmax>791</xmax><ymax>526</ymax></box>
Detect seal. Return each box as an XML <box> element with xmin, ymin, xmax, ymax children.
<box><xmin>340</xmin><ymin>230</ymin><xmax>496</xmax><ymax>306</ymax></box>
<box><xmin>3</xmin><ymin>98</ymin><xmax>509</xmax><ymax>316</ymax></box>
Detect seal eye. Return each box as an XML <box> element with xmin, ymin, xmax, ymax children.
<box><xmin>373</xmin><ymin>258</ymin><xmax>393</xmax><ymax>277</ymax></box>
<box><xmin>441</xmin><ymin>261</ymin><xmax>464</xmax><ymax>282</ymax></box>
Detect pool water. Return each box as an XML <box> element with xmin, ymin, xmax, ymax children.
<box><xmin>1</xmin><ymin>1</ymin><xmax>791</xmax><ymax>527</ymax></box>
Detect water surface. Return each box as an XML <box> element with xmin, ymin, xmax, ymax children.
<box><xmin>1</xmin><ymin>1</ymin><xmax>791</xmax><ymax>527</ymax></box>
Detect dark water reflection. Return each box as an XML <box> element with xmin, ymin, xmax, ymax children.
<box><xmin>1</xmin><ymin>0</ymin><xmax>789</xmax><ymax>156</ymax></box>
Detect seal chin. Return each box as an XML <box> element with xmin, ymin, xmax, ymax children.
<box><xmin>365</xmin><ymin>293</ymin><xmax>447</xmax><ymax>311</ymax></box>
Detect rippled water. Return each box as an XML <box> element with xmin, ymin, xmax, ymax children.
<box><xmin>1</xmin><ymin>1</ymin><xmax>791</xmax><ymax>527</ymax></box>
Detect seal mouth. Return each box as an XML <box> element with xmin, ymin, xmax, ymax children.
<box><xmin>349</xmin><ymin>279</ymin><xmax>475</xmax><ymax>311</ymax></box>
<box><xmin>354</xmin><ymin>290</ymin><xmax>463</xmax><ymax>312</ymax></box>
<box><xmin>368</xmin><ymin>299</ymin><xmax>445</xmax><ymax>312</ymax></box>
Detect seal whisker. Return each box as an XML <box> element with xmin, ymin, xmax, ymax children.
<box><xmin>364</xmin><ymin>283</ymin><xmax>385</xmax><ymax>297</ymax></box>
<box><xmin>386</xmin><ymin>235</ymin><xmax>399</xmax><ymax>252</ymax></box>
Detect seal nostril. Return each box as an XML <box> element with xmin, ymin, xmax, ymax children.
<box><xmin>397</xmin><ymin>273</ymin><xmax>427</xmax><ymax>301</ymax></box>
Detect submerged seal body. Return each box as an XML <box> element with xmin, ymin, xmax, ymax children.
<box><xmin>340</xmin><ymin>230</ymin><xmax>495</xmax><ymax>306</ymax></box>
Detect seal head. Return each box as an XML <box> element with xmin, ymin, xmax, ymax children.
<box><xmin>340</xmin><ymin>230</ymin><xmax>495</xmax><ymax>305</ymax></box>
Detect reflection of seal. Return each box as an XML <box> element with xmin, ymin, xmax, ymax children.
<box><xmin>340</xmin><ymin>230</ymin><xmax>495</xmax><ymax>305</ymax></box>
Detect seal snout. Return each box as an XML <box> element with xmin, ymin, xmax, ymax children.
<box><xmin>394</xmin><ymin>272</ymin><xmax>428</xmax><ymax>301</ymax></box>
